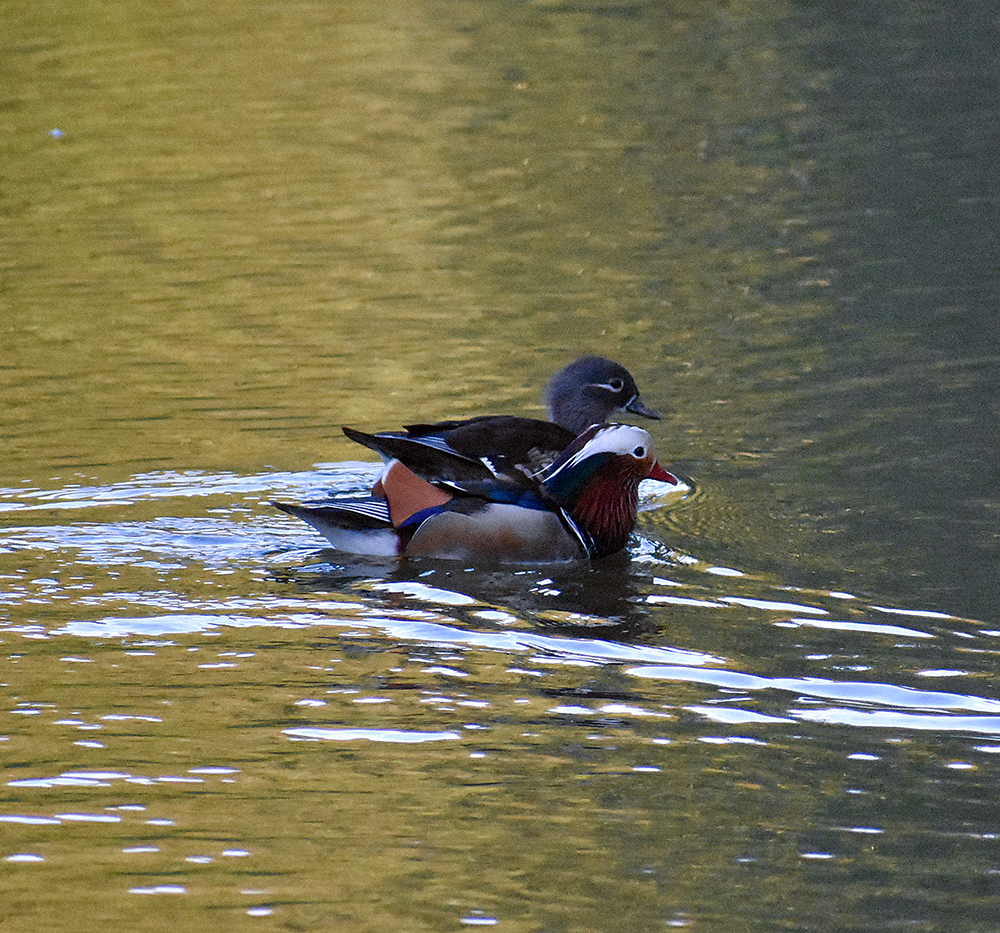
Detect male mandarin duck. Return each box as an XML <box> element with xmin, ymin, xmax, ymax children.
<box><xmin>273</xmin><ymin>357</ymin><xmax>678</xmax><ymax>562</ymax></box>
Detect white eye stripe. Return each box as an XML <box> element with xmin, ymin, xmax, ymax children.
<box><xmin>556</xmin><ymin>425</ymin><xmax>655</xmax><ymax>472</ymax></box>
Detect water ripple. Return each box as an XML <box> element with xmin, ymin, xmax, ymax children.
<box><xmin>0</xmin><ymin>463</ymin><xmax>378</xmax><ymax>512</ymax></box>
<box><xmin>630</xmin><ymin>664</ymin><xmax>1000</xmax><ymax>735</ymax></box>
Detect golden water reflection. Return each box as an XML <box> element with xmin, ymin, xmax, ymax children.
<box><xmin>3</xmin><ymin>0</ymin><xmax>819</xmax><ymax>484</ymax></box>
<box><xmin>6</xmin><ymin>0</ymin><xmax>1000</xmax><ymax>930</ymax></box>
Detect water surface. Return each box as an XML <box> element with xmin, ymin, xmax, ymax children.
<box><xmin>3</xmin><ymin>0</ymin><xmax>1000</xmax><ymax>930</ymax></box>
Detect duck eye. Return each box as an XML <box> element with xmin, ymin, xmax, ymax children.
<box><xmin>609</xmin><ymin>378</ymin><xmax>624</xmax><ymax>391</ymax></box>
<box><xmin>632</xmin><ymin>446</ymin><xmax>646</xmax><ymax>458</ymax></box>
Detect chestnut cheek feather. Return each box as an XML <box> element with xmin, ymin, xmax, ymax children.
<box><xmin>568</xmin><ymin>455</ymin><xmax>650</xmax><ymax>556</ymax></box>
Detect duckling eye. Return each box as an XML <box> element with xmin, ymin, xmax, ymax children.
<box><xmin>632</xmin><ymin>445</ymin><xmax>646</xmax><ymax>458</ymax></box>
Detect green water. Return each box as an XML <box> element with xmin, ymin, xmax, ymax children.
<box><xmin>3</xmin><ymin>0</ymin><xmax>1000</xmax><ymax>930</ymax></box>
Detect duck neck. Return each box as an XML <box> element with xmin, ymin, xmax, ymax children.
<box><xmin>564</xmin><ymin>465</ymin><xmax>641</xmax><ymax>559</ymax></box>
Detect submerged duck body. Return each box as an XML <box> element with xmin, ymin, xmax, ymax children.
<box><xmin>274</xmin><ymin>423</ymin><xmax>662</xmax><ymax>562</ymax></box>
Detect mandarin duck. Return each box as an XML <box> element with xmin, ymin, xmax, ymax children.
<box><xmin>273</xmin><ymin>357</ymin><xmax>677</xmax><ymax>561</ymax></box>
<box><xmin>274</xmin><ymin>423</ymin><xmax>668</xmax><ymax>561</ymax></box>
<box><xmin>347</xmin><ymin>355</ymin><xmax>665</xmax><ymax>488</ymax></box>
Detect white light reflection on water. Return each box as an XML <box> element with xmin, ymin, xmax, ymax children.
<box><xmin>548</xmin><ymin>702</ymin><xmax>672</xmax><ymax>719</ymax></box>
<box><xmin>630</xmin><ymin>665</ymin><xmax>1000</xmax><ymax>735</ymax></box>
<box><xmin>629</xmin><ymin>666</ymin><xmax>1000</xmax><ymax>712</ymax></box>
<box><xmin>285</xmin><ymin>728</ymin><xmax>462</xmax><ymax>743</ymax></box>
<box><xmin>0</xmin><ymin>816</ymin><xmax>62</xmax><ymax>826</ymax></box>
<box><xmin>646</xmin><ymin>594</ymin><xmax>725</xmax><ymax>608</ymax></box>
<box><xmin>684</xmin><ymin>706</ymin><xmax>795</xmax><ymax>726</ymax></box>
<box><xmin>55</xmin><ymin>610</ymin><xmax>723</xmax><ymax>669</ymax></box>
<box><xmin>796</xmin><ymin>709</ymin><xmax>1000</xmax><ymax>734</ymax></box>
<box><xmin>370</xmin><ymin>581</ymin><xmax>478</xmax><ymax>606</ymax></box>
<box><xmin>780</xmin><ymin>617</ymin><xmax>933</xmax><ymax>638</ymax></box>
<box><xmin>872</xmin><ymin>606</ymin><xmax>957</xmax><ymax>620</ymax></box>
<box><xmin>6</xmin><ymin>769</ymin><xmax>229</xmax><ymax>790</ymax></box>
<box><xmin>0</xmin><ymin>464</ymin><xmax>379</xmax><ymax>512</ymax></box>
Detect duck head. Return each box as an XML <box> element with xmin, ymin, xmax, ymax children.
<box><xmin>540</xmin><ymin>423</ymin><xmax>658</xmax><ymax>558</ymax></box>
<box><xmin>543</xmin><ymin>356</ymin><xmax>660</xmax><ymax>434</ymax></box>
